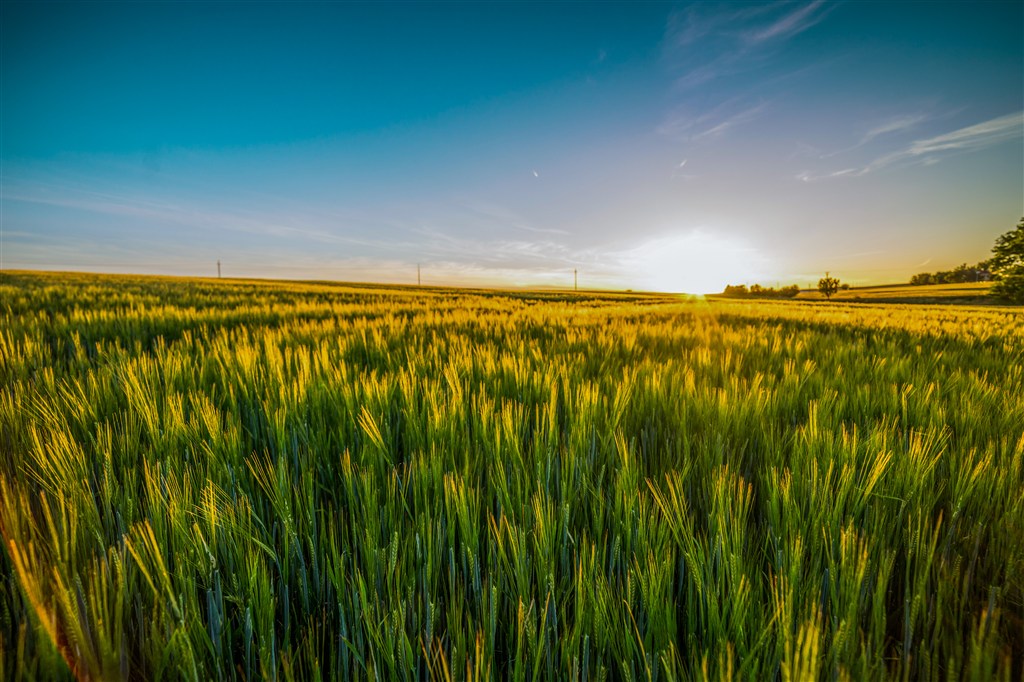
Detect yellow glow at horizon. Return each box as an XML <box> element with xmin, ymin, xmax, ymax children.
<box><xmin>630</xmin><ymin>231</ymin><xmax>766</xmax><ymax>294</ymax></box>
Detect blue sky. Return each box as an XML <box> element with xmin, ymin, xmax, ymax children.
<box><xmin>2</xmin><ymin>1</ymin><xmax>1022</xmax><ymax>291</ymax></box>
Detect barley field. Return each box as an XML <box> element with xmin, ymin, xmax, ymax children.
<box><xmin>1</xmin><ymin>271</ymin><xmax>1021</xmax><ymax>681</ymax></box>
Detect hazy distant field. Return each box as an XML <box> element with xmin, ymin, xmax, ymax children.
<box><xmin>1</xmin><ymin>271</ymin><xmax>1022</xmax><ymax>681</ymax></box>
<box><xmin>798</xmin><ymin>281</ymin><xmax>993</xmax><ymax>304</ymax></box>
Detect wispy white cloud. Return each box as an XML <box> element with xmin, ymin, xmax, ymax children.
<box><xmin>669</xmin><ymin>159</ymin><xmax>697</xmax><ymax>180</ymax></box>
<box><xmin>796</xmin><ymin>166</ymin><xmax>861</xmax><ymax>182</ymax></box>
<box><xmin>659</xmin><ymin>100</ymin><xmax>768</xmax><ymax>142</ymax></box>
<box><xmin>693</xmin><ymin>104</ymin><xmax>767</xmax><ymax>140</ymax></box>
<box><xmin>411</xmin><ymin>225</ymin><xmax>581</xmax><ymax>267</ymax></box>
<box><xmin>663</xmin><ymin>1</ymin><xmax>835</xmax><ymax>90</ymax></box>
<box><xmin>665</xmin><ymin>3</ymin><xmax>776</xmax><ymax>50</ymax></box>
<box><xmin>459</xmin><ymin>200</ymin><xmax>569</xmax><ymax>236</ymax></box>
<box><xmin>0</xmin><ymin>179</ymin><xmax>406</xmax><ymax>250</ymax></box>
<box><xmin>412</xmin><ymin>261</ymin><xmax>584</xmax><ymax>288</ymax></box>
<box><xmin>811</xmin><ymin>112</ymin><xmax>929</xmax><ymax>159</ymax></box>
<box><xmin>658</xmin><ymin>3</ymin><xmax>831</xmax><ymax>146</ymax></box>
<box><xmin>861</xmin><ymin>114</ymin><xmax>927</xmax><ymax>144</ymax></box>
<box><xmin>2</xmin><ymin>169</ymin><xmax>603</xmax><ymax>286</ymax></box>
<box><xmin>802</xmin><ymin>112</ymin><xmax>930</xmax><ymax>161</ymax></box>
<box><xmin>799</xmin><ymin>111</ymin><xmax>1023</xmax><ymax>180</ymax></box>
<box><xmin>745</xmin><ymin>0</ymin><xmax>831</xmax><ymax>44</ymax></box>
<box><xmin>900</xmin><ymin>111</ymin><xmax>1022</xmax><ymax>156</ymax></box>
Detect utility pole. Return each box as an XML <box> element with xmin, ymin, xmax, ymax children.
<box><xmin>217</xmin><ymin>260</ymin><xmax>221</xmax><ymax>278</ymax></box>
<box><xmin>417</xmin><ymin>264</ymin><xmax>421</xmax><ymax>286</ymax></box>
<box><xmin>574</xmin><ymin>268</ymin><xmax>578</xmax><ymax>291</ymax></box>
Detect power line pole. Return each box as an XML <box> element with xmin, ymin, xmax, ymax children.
<box><xmin>217</xmin><ymin>260</ymin><xmax>221</xmax><ymax>278</ymax></box>
<box><xmin>417</xmin><ymin>264</ymin><xmax>421</xmax><ymax>286</ymax></box>
<box><xmin>574</xmin><ymin>268</ymin><xmax>578</xmax><ymax>291</ymax></box>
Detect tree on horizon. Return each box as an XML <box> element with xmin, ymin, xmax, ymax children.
<box><xmin>989</xmin><ymin>217</ymin><xmax>1024</xmax><ymax>304</ymax></box>
<box><xmin>818</xmin><ymin>273</ymin><xmax>840</xmax><ymax>300</ymax></box>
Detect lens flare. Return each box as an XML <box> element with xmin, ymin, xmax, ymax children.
<box><xmin>624</xmin><ymin>230</ymin><xmax>768</xmax><ymax>294</ymax></box>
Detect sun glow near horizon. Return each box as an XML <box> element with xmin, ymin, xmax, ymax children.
<box><xmin>624</xmin><ymin>231</ymin><xmax>770</xmax><ymax>294</ymax></box>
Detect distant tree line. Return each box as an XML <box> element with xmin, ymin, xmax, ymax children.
<box><xmin>721</xmin><ymin>283</ymin><xmax>801</xmax><ymax>299</ymax></box>
<box><xmin>909</xmin><ymin>261</ymin><xmax>991</xmax><ymax>285</ymax></box>
<box><xmin>717</xmin><ymin>215</ymin><xmax>1024</xmax><ymax>305</ymax></box>
<box><xmin>723</xmin><ymin>257</ymin><xmax>1020</xmax><ymax>305</ymax></box>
